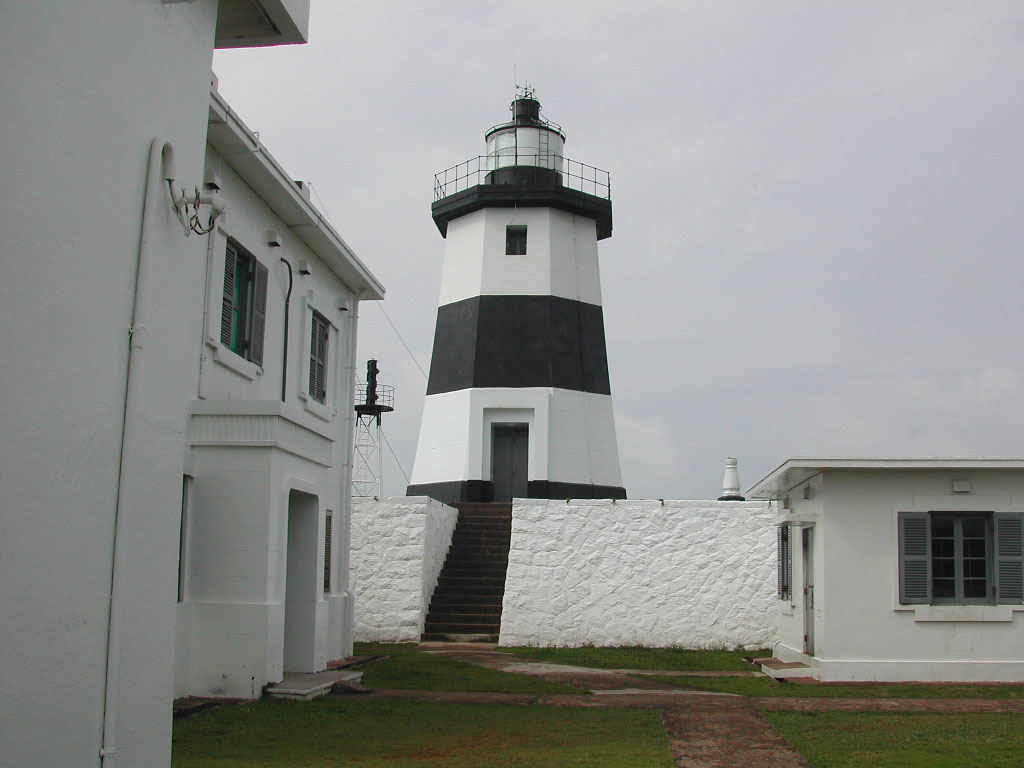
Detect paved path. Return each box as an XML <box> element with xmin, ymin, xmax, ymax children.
<box><xmin>366</xmin><ymin>646</ymin><xmax>811</xmax><ymax>767</ymax></box>
<box><xmin>347</xmin><ymin>646</ymin><xmax>1024</xmax><ymax>766</ymax></box>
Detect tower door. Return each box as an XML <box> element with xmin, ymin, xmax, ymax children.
<box><xmin>492</xmin><ymin>425</ymin><xmax>528</xmax><ymax>501</ymax></box>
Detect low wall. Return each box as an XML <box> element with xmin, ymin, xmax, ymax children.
<box><xmin>499</xmin><ymin>499</ymin><xmax>776</xmax><ymax>649</ymax></box>
<box><xmin>351</xmin><ymin>496</ymin><xmax>457</xmax><ymax>642</ymax></box>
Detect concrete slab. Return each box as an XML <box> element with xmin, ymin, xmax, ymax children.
<box><xmin>266</xmin><ymin>669</ymin><xmax>363</xmax><ymax>700</ymax></box>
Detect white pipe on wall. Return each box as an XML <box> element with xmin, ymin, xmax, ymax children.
<box><xmin>100</xmin><ymin>138</ymin><xmax>177</xmax><ymax>766</ymax></box>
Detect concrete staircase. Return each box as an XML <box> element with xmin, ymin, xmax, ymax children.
<box><xmin>422</xmin><ymin>502</ymin><xmax>512</xmax><ymax>642</ymax></box>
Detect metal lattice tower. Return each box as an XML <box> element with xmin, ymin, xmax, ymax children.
<box><xmin>352</xmin><ymin>359</ymin><xmax>394</xmax><ymax>497</ymax></box>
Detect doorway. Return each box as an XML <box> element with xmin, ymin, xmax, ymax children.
<box><xmin>284</xmin><ymin>489</ymin><xmax>319</xmax><ymax>672</ymax></box>
<box><xmin>802</xmin><ymin>526</ymin><xmax>815</xmax><ymax>656</ymax></box>
<box><xmin>492</xmin><ymin>425</ymin><xmax>528</xmax><ymax>501</ymax></box>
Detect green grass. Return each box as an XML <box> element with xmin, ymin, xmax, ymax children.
<box><xmin>764</xmin><ymin>711</ymin><xmax>1024</xmax><ymax>767</ymax></box>
<box><xmin>500</xmin><ymin>645</ymin><xmax>761</xmax><ymax>671</ymax></box>
<box><xmin>646</xmin><ymin>674</ymin><xmax>1024</xmax><ymax>698</ymax></box>
<box><xmin>172</xmin><ymin>698</ymin><xmax>676</xmax><ymax>768</ymax></box>
<box><xmin>354</xmin><ymin>643</ymin><xmax>578</xmax><ymax>693</ymax></box>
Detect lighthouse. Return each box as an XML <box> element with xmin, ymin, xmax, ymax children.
<box><xmin>407</xmin><ymin>89</ymin><xmax>626</xmax><ymax>504</ymax></box>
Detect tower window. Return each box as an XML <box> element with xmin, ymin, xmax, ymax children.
<box><xmin>506</xmin><ymin>225</ymin><xmax>527</xmax><ymax>255</ymax></box>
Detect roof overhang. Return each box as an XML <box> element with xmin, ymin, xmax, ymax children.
<box><xmin>215</xmin><ymin>0</ymin><xmax>310</xmax><ymax>49</ymax></box>
<box><xmin>207</xmin><ymin>88</ymin><xmax>385</xmax><ymax>300</ymax></box>
<box><xmin>747</xmin><ymin>457</ymin><xmax>1024</xmax><ymax>499</ymax></box>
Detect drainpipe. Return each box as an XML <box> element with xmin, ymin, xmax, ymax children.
<box><xmin>100</xmin><ymin>138</ymin><xmax>178</xmax><ymax>766</ymax></box>
<box><xmin>280</xmin><ymin>258</ymin><xmax>293</xmax><ymax>402</ymax></box>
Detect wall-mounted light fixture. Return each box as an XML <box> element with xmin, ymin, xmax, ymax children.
<box><xmin>266</xmin><ymin>229</ymin><xmax>282</xmax><ymax>247</ymax></box>
<box><xmin>952</xmin><ymin>479</ymin><xmax>971</xmax><ymax>494</ymax></box>
<box><xmin>298</xmin><ymin>260</ymin><xmax>311</xmax><ymax>275</ymax></box>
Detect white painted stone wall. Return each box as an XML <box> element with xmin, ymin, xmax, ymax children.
<box><xmin>351</xmin><ymin>497</ymin><xmax>457</xmax><ymax>642</ymax></box>
<box><xmin>500</xmin><ymin>499</ymin><xmax>776</xmax><ymax>649</ymax></box>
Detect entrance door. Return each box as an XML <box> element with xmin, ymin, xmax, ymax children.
<box><xmin>802</xmin><ymin>526</ymin><xmax>815</xmax><ymax>655</ymax></box>
<box><xmin>492</xmin><ymin>425</ymin><xmax>528</xmax><ymax>501</ymax></box>
<box><xmin>284</xmin><ymin>490</ymin><xmax>319</xmax><ymax>672</ymax></box>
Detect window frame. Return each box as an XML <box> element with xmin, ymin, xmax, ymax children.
<box><xmin>309</xmin><ymin>309</ymin><xmax>330</xmax><ymax>405</ymax></box>
<box><xmin>506</xmin><ymin>225</ymin><xmax>527</xmax><ymax>255</ymax></box>
<box><xmin>220</xmin><ymin>239</ymin><xmax>268</xmax><ymax>367</ymax></box>
<box><xmin>898</xmin><ymin>510</ymin><xmax>1024</xmax><ymax>606</ymax></box>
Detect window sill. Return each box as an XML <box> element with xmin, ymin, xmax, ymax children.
<box><xmin>212</xmin><ymin>346</ymin><xmax>262</xmax><ymax>380</ymax></box>
<box><xmin>299</xmin><ymin>392</ymin><xmax>335</xmax><ymax>422</ymax></box>
<box><xmin>909</xmin><ymin>605</ymin><xmax>1015</xmax><ymax>623</ymax></box>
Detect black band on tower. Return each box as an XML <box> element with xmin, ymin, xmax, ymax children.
<box><xmin>425</xmin><ymin>295</ymin><xmax>612</xmax><ymax>395</ymax></box>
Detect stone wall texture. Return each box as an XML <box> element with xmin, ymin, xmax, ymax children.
<box><xmin>351</xmin><ymin>496</ymin><xmax>457</xmax><ymax>642</ymax></box>
<box><xmin>499</xmin><ymin>499</ymin><xmax>776</xmax><ymax>649</ymax></box>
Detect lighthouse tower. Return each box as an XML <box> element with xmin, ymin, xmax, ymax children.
<box><xmin>407</xmin><ymin>90</ymin><xmax>626</xmax><ymax>504</ymax></box>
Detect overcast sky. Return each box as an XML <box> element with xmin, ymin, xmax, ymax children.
<box><xmin>213</xmin><ymin>2</ymin><xmax>1024</xmax><ymax>499</ymax></box>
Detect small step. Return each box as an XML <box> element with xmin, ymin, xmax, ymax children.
<box><xmin>266</xmin><ymin>670</ymin><xmax>363</xmax><ymax>700</ymax></box>
<box><xmin>753</xmin><ymin>658</ymin><xmax>817</xmax><ymax>680</ymax></box>
<box><xmin>421</xmin><ymin>632</ymin><xmax>498</xmax><ymax>643</ymax></box>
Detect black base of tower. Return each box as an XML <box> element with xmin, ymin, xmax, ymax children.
<box><xmin>406</xmin><ymin>480</ymin><xmax>626</xmax><ymax>506</ymax></box>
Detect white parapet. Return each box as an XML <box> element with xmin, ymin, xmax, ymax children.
<box><xmin>351</xmin><ymin>496</ymin><xmax>458</xmax><ymax>642</ymax></box>
<box><xmin>499</xmin><ymin>498</ymin><xmax>776</xmax><ymax>649</ymax></box>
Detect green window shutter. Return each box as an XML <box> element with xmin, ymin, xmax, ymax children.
<box><xmin>249</xmin><ymin>260</ymin><xmax>268</xmax><ymax>367</ymax></box>
<box><xmin>899</xmin><ymin>511</ymin><xmax>931</xmax><ymax>604</ymax></box>
<box><xmin>221</xmin><ymin>243</ymin><xmax>237</xmax><ymax>347</ymax></box>
<box><xmin>309</xmin><ymin>312</ymin><xmax>328</xmax><ymax>404</ymax></box>
<box><xmin>995</xmin><ymin>513</ymin><xmax>1024</xmax><ymax>604</ymax></box>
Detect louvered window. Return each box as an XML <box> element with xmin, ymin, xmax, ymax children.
<box><xmin>309</xmin><ymin>310</ymin><xmax>329</xmax><ymax>404</ymax></box>
<box><xmin>323</xmin><ymin>513</ymin><xmax>332</xmax><ymax>594</ymax></box>
<box><xmin>220</xmin><ymin>240</ymin><xmax>267</xmax><ymax>366</ymax></box>
<box><xmin>777</xmin><ymin>524</ymin><xmax>792</xmax><ymax>601</ymax></box>
<box><xmin>898</xmin><ymin>511</ymin><xmax>1022</xmax><ymax>605</ymax></box>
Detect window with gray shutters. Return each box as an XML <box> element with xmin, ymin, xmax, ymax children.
<box><xmin>899</xmin><ymin>511</ymin><xmax>1023</xmax><ymax>605</ymax></box>
<box><xmin>309</xmin><ymin>310</ymin><xmax>329</xmax><ymax>404</ymax></box>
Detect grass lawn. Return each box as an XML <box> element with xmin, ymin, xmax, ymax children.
<box><xmin>764</xmin><ymin>711</ymin><xmax>1024</xmax><ymax>768</ymax></box>
<box><xmin>172</xmin><ymin>698</ymin><xmax>676</xmax><ymax>768</ymax></box>
<box><xmin>354</xmin><ymin>643</ymin><xmax>578</xmax><ymax>693</ymax></box>
<box><xmin>500</xmin><ymin>644</ymin><xmax>761</xmax><ymax>671</ymax></box>
<box><xmin>645</xmin><ymin>674</ymin><xmax>1024</xmax><ymax>699</ymax></box>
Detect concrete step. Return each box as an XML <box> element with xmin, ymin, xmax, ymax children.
<box><xmin>753</xmin><ymin>658</ymin><xmax>817</xmax><ymax>680</ymax></box>
<box><xmin>424</xmin><ymin>620</ymin><xmax>502</xmax><ymax>634</ymax></box>
<box><xmin>266</xmin><ymin>669</ymin><xmax>363</xmax><ymax>700</ymax></box>
<box><xmin>427</xmin><ymin>600</ymin><xmax>503</xmax><ymax>614</ymax></box>
<box><xmin>421</xmin><ymin>632</ymin><xmax>499</xmax><ymax>643</ymax></box>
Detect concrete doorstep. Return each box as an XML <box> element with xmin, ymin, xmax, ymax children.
<box><xmin>266</xmin><ymin>669</ymin><xmax>365</xmax><ymax>700</ymax></box>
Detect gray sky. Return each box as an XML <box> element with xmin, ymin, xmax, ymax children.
<box><xmin>213</xmin><ymin>1</ymin><xmax>1024</xmax><ymax>499</ymax></box>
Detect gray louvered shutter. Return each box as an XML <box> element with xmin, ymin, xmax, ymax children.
<box><xmin>249</xmin><ymin>260</ymin><xmax>268</xmax><ymax>367</ymax></box>
<box><xmin>309</xmin><ymin>313</ymin><xmax>328</xmax><ymax>403</ymax></box>
<box><xmin>323</xmin><ymin>514</ymin><xmax>332</xmax><ymax>593</ymax></box>
<box><xmin>995</xmin><ymin>513</ymin><xmax>1024</xmax><ymax>604</ymax></box>
<box><xmin>221</xmin><ymin>243</ymin><xmax>236</xmax><ymax>346</ymax></box>
<box><xmin>777</xmin><ymin>525</ymin><xmax>791</xmax><ymax>600</ymax></box>
<box><xmin>899</xmin><ymin>512</ymin><xmax>931</xmax><ymax>604</ymax></box>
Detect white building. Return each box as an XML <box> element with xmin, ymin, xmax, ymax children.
<box><xmin>173</xmin><ymin>86</ymin><xmax>383</xmax><ymax>700</ymax></box>
<box><xmin>749</xmin><ymin>458</ymin><xmax>1024</xmax><ymax>682</ymax></box>
<box><xmin>0</xmin><ymin>3</ymin><xmax>382</xmax><ymax>766</ymax></box>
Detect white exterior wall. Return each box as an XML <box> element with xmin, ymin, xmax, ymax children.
<box><xmin>775</xmin><ymin>469</ymin><xmax>1024</xmax><ymax>681</ymax></box>
<box><xmin>0</xmin><ymin>2</ymin><xmax>376</xmax><ymax>761</ymax></box>
<box><xmin>172</xmin><ymin>101</ymin><xmax>376</xmax><ymax>698</ymax></box>
<box><xmin>438</xmin><ymin>208</ymin><xmax>603</xmax><ymax>306</ymax></box>
<box><xmin>351</xmin><ymin>497</ymin><xmax>458</xmax><ymax>642</ymax></box>
<box><xmin>0</xmin><ymin>4</ymin><xmax>219</xmax><ymax>766</ymax></box>
<box><xmin>410</xmin><ymin>388</ymin><xmax>621</xmax><ymax>488</ymax></box>
<box><xmin>499</xmin><ymin>499</ymin><xmax>776</xmax><ymax>648</ymax></box>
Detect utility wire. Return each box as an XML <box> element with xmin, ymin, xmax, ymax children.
<box><xmin>376</xmin><ymin>302</ymin><xmax>428</xmax><ymax>381</ymax></box>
